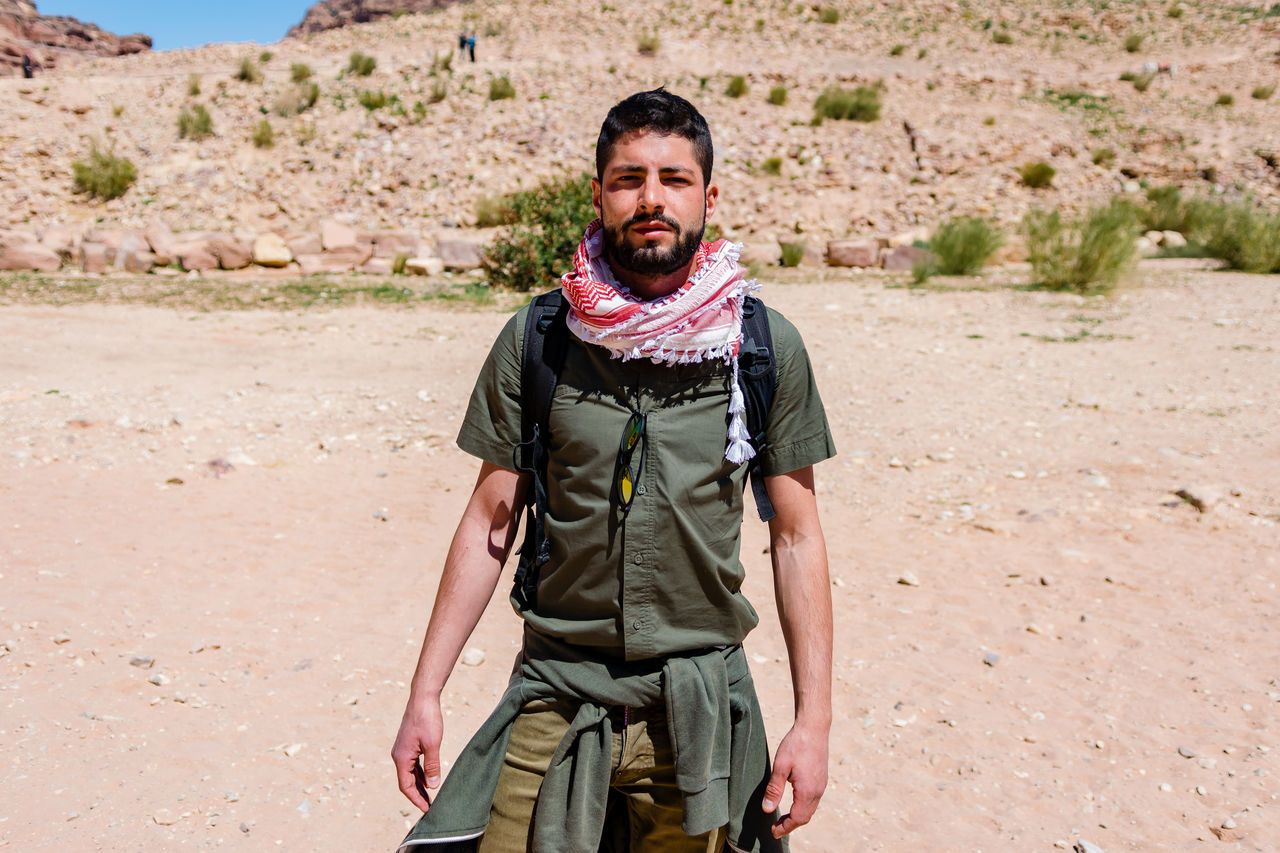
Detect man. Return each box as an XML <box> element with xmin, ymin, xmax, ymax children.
<box><xmin>392</xmin><ymin>88</ymin><xmax>834</xmax><ymax>853</ymax></box>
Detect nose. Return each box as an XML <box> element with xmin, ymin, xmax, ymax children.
<box><xmin>638</xmin><ymin>174</ymin><xmax>663</xmax><ymax>214</ymax></box>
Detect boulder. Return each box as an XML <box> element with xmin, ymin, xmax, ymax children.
<box><xmin>83</xmin><ymin>228</ymin><xmax>125</xmax><ymax>251</ymax></box>
<box><xmin>437</xmin><ymin>237</ymin><xmax>485</xmax><ymax>271</ymax></box>
<box><xmin>296</xmin><ymin>244</ymin><xmax>372</xmax><ymax>274</ymax></box>
<box><xmin>739</xmin><ymin>242</ymin><xmax>781</xmax><ymax>268</ymax></box>
<box><xmin>0</xmin><ymin>240</ymin><xmax>61</xmax><ymax>271</ymax></box>
<box><xmin>122</xmin><ymin>250</ymin><xmax>156</xmax><ymax>274</ymax></box>
<box><xmin>1162</xmin><ymin>231</ymin><xmax>1188</xmax><ymax>249</ymax></box>
<box><xmin>881</xmin><ymin>245</ymin><xmax>933</xmax><ymax>272</ymax></box>
<box><xmin>114</xmin><ymin>232</ymin><xmax>151</xmax><ymax>271</ymax></box>
<box><xmin>286</xmin><ymin>232</ymin><xmax>323</xmax><ymax>258</ymax></box>
<box><xmin>253</xmin><ymin>233</ymin><xmax>293</xmax><ymax>268</ymax></box>
<box><xmin>372</xmin><ymin>230</ymin><xmax>422</xmax><ymax>258</ymax></box>
<box><xmin>405</xmin><ymin>256</ymin><xmax>445</xmax><ymax>276</ymax></box>
<box><xmin>320</xmin><ymin>220</ymin><xmax>358</xmax><ymax>251</ymax></box>
<box><xmin>361</xmin><ymin>257</ymin><xmax>394</xmax><ymax>275</ymax></box>
<box><xmin>79</xmin><ymin>242</ymin><xmax>110</xmax><ymax>274</ymax></box>
<box><xmin>38</xmin><ymin>225</ymin><xmax>82</xmax><ymax>262</ymax></box>
<box><xmin>175</xmin><ymin>241</ymin><xmax>218</xmax><ymax>272</ymax></box>
<box><xmin>145</xmin><ymin>223</ymin><xmax>177</xmax><ymax>265</ymax></box>
<box><xmin>206</xmin><ymin>234</ymin><xmax>252</xmax><ymax>270</ymax></box>
<box><xmin>826</xmin><ymin>238</ymin><xmax>880</xmax><ymax>268</ymax></box>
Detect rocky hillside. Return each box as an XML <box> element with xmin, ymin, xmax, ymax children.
<box><xmin>0</xmin><ymin>0</ymin><xmax>1277</xmax><ymax>261</ymax></box>
<box><xmin>0</xmin><ymin>0</ymin><xmax>150</xmax><ymax>76</ymax></box>
<box><xmin>287</xmin><ymin>0</ymin><xmax>464</xmax><ymax>38</ymax></box>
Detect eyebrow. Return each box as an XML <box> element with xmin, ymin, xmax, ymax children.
<box><xmin>608</xmin><ymin>163</ymin><xmax>696</xmax><ymax>177</ymax></box>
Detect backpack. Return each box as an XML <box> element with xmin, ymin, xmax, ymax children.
<box><xmin>509</xmin><ymin>289</ymin><xmax>776</xmax><ymax>610</ymax></box>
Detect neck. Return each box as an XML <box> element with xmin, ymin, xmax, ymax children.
<box><xmin>607</xmin><ymin>259</ymin><xmax>695</xmax><ymax>301</ymax></box>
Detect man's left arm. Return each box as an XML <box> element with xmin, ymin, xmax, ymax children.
<box><xmin>761</xmin><ymin>465</ymin><xmax>832</xmax><ymax>839</ymax></box>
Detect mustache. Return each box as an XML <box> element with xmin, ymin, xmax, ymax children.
<box><xmin>622</xmin><ymin>212</ymin><xmax>681</xmax><ymax>232</ymax></box>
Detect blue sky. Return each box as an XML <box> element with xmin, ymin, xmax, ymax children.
<box><xmin>37</xmin><ymin>1</ymin><xmax>317</xmax><ymax>50</ymax></box>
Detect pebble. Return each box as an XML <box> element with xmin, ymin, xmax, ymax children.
<box><xmin>888</xmin><ymin>456</ymin><xmax>906</xmax><ymax>468</ymax></box>
<box><xmin>148</xmin><ymin>672</ymin><xmax>171</xmax><ymax>686</ymax></box>
<box><xmin>53</xmin><ymin>634</ymin><xmax>71</xmax><ymax>644</ymax></box>
<box><xmin>982</xmin><ymin>652</ymin><xmax>999</xmax><ymax>667</ymax></box>
<box><xmin>1007</xmin><ymin>470</ymin><xmax>1026</xmax><ymax>479</ymax></box>
<box><xmin>460</xmin><ymin>647</ymin><xmax>486</xmax><ymax>667</ymax></box>
<box><xmin>373</xmin><ymin>509</ymin><xmax>389</xmax><ymax>522</ymax></box>
<box><xmin>282</xmin><ymin>743</ymin><xmax>303</xmax><ymax>757</ymax></box>
<box><xmin>1074</xmin><ymin>841</ymin><xmax>1107</xmax><ymax>853</ymax></box>
<box><xmin>1158</xmin><ymin>782</ymin><xmax>1173</xmax><ymax>792</ymax></box>
<box><xmin>1085</xmin><ymin>474</ymin><xmax>1109</xmax><ymax>488</ymax></box>
<box><xmin>296</xmin><ymin>799</ymin><xmax>312</xmax><ymax>815</ymax></box>
<box><xmin>1196</xmin><ymin>785</ymin><xmax>1207</xmax><ymax>795</ymax></box>
<box><xmin>129</xmin><ymin>655</ymin><xmax>155</xmax><ymax>669</ymax></box>
<box><xmin>897</xmin><ymin>571</ymin><xmax>920</xmax><ymax>587</ymax></box>
<box><xmin>1177</xmin><ymin>745</ymin><xmax>1195</xmax><ymax>758</ymax></box>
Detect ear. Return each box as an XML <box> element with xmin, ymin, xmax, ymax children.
<box><xmin>704</xmin><ymin>182</ymin><xmax>719</xmax><ymax>221</ymax></box>
<box><xmin>591</xmin><ymin>177</ymin><xmax>602</xmax><ymax>218</ymax></box>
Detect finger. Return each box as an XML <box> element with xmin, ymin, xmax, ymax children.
<box><xmin>422</xmin><ymin>738</ymin><xmax>442</xmax><ymax>789</ymax></box>
<box><xmin>393</xmin><ymin>748</ymin><xmax>431</xmax><ymax>812</ymax></box>
<box><xmin>788</xmin><ymin>782</ymin><xmax>822</xmax><ymax>826</ymax></box>
<box><xmin>761</xmin><ymin>762</ymin><xmax>789</xmax><ymax>813</ymax></box>
<box><xmin>771</xmin><ymin>811</ymin><xmax>802</xmax><ymax>839</ymax></box>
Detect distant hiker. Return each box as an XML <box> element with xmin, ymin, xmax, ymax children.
<box><xmin>467</xmin><ymin>34</ymin><xmax>476</xmax><ymax>62</ymax></box>
<box><xmin>22</xmin><ymin>54</ymin><xmax>34</xmax><ymax>79</ymax></box>
<box><xmin>392</xmin><ymin>87</ymin><xmax>835</xmax><ymax>853</ymax></box>
<box><xmin>458</xmin><ymin>31</ymin><xmax>467</xmax><ymax>53</ymax></box>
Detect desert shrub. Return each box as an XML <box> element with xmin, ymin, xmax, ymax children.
<box><xmin>1192</xmin><ymin>199</ymin><xmax>1280</xmax><ymax>273</ymax></box>
<box><xmin>275</xmin><ymin>82</ymin><xmax>320</xmax><ymax>116</ymax></box>
<box><xmin>252</xmin><ymin>119</ymin><xmax>274</xmax><ymax>149</ymax></box>
<box><xmin>178</xmin><ymin>104</ymin><xmax>214</xmax><ymax>139</ymax></box>
<box><xmin>1140</xmin><ymin>185</ymin><xmax>1200</xmax><ymax>232</ymax></box>
<box><xmin>484</xmin><ymin>20</ymin><xmax>504</xmax><ymax>37</ymax></box>
<box><xmin>431</xmin><ymin>50</ymin><xmax>453</xmax><ymax>73</ymax></box>
<box><xmin>259</xmin><ymin>50</ymin><xmax>274</xmax><ymax>64</ymax></box>
<box><xmin>481</xmin><ymin>173</ymin><xmax>595</xmax><ymax>291</ymax></box>
<box><xmin>1253</xmin><ymin>84</ymin><xmax>1276</xmax><ymax>100</ymax></box>
<box><xmin>187</xmin><ymin>74</ymin><xmax>201</xmax><ymax>96</ymax></box>
<box><xmin>637</xmin><ymin>32</ymin><xmax>660</xmax><ymax>55</ymax></box>
<box><xmin>291</xmin><ymin>62</ymin><xmax>314</xmax><ymax>83</ymax></box>
<box><xmin>928</xmin><ymin>216</ymin><xmax>1005</xmax><ymax>275</ymax></box>
<box><xmin>911</xmin><ymin>259</ymin><xmax>935</xmax><ymax>285</ymax></box>
<box><xmin>761</xmin><ymin>156</ymin><xmax>783</xmax><ymax>176</ymax></box>
<box><xmin>1123</xmin><ymin>33</ymin><xmax>1143</xmax><ymax>52</ymax></box>
<box><xmin>1133</xmin><ymin>72</ymin><xmax>1155</xmax><ymax>92</ymax></box>
<box><xmin>1019</xmin><ymin>161</ymin><xmax>1055</xmax><ymax>188</ymax></box>
<box><xmin>295</xmin><ymin>123</ymin><xmax>316</xmax><ymax>146</ymax></box>
<box><xmin>1167</xmin><ymin>4</ymin><xmax>1184</xmax><ymax>18</ymax></box>
<box><xmin>1091</xmin><ymin>147</ymin><xmax>1116</xmax><ymax>166</ymax></box>
<box><xmin>412</xmin><ymin>100</ymin><xmax>428</xmax><ymax>122</ymax></box>
<box><xmin>234</xmin><ymin>56</ymin><xmax>262</xmax><ymax>84</ymax></box>
<box><xmin>918</xmin><ymin>47</ymin><xmax>928</xmax><ymax>59</ymax></box>
<box><xmin>1216</xmin><ymin>93</ymin><xmax>1234</xmax><ymax>106</ymax></box>
<box><xmin>71</xmin><ymin>142</ymin><xmax>137</xmax><ymax>200</ymax></box>
<box><xmin>1022</xmin><ymin>199</ymin><xmax>1140</xmax><ymax>292</ymax></box>
<box><xmin>429</xmin><ymin>78</ymin><xmax>448</xmax><ymax>103</ymax></box>
<box><xmin>992</xmin><ymin>30</ymin><xmax>1013</xmax><ymax>44</ymax></box>
<box><xmin>814</xmin><ymin>84</ymin><xmax>881</xmax><ymax>122</ymax></box>
<box><xmin>779</xmin><ymin>240</ymin><xmax>806</xmax><ymax>267</ymax></box>
<box><xmin>475</xmin><ymin>193</ymin><xmax>517</xmax><ymax>227</ymax></box>
<box><xmin>358</xmin><ymin>89</ymin><xmax>388</xmax><ymax>110</ymax></box>
<box><xmin>112</xmin><ymin>104</ymin><xmax>125</xmax><ymax>117</ymax></box>
<box><xmin>767</xmin><ymin>85</ymin><xmax>787</xmax><ymax>106</ymax></box>
<box><xmin>1119</xmin><ymin>70</ymin><xmax>1137</xmax><ymax>82</ymax></box>
<box><xmin>818</xmin><ymin>7</ymin><xmax>839</xmax><ymax>24</ymax></box>
<box><xmin>348</xmin><ymin>51</ymin><xmax>377</xmax><ymax>76</ymax></box>
<box><xmin>726</xmin><ymin>75</ymin><xmax>747</xmax><ymax>98</ymax></box>
<box><xmin>983</xmin><ymin>116</ymin><xmax>996</xmax><ymax>126</ymax></box>
<box><xmin>489</xmin><ymin>76</ymin><xmax>516</xmax><ymax>100</ymax></box>
<box><xmin>889</xmin><ymin>43</ymin><xmax>906</xmax><ymax>56</ymax></box>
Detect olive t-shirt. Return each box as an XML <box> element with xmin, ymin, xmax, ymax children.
<box><xmin>457</xmin><ymin>302</ymin><xmax>835</xmax><ymax>661</ymax></box>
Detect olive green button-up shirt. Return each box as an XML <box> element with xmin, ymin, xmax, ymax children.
<box><xmin>457</xmin><ymin>302</ymin><xmax>835</xmax><ymax>662</ymax></box>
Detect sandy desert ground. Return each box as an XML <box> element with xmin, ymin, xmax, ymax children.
<box><xmin>2</xmin><ymin>267</ymin><xmax>1278</xmax><ymax>852</ymax></box>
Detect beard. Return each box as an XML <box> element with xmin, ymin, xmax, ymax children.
<box><xmin>602</xmin><ymin>210</ymin><xmax>705</xmax><ymax>278</ymax></box>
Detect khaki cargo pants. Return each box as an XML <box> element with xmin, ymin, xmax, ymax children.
<box><xmin>477</xmin><ymin>699</ymin><xmax>727</xmax><ymax>853</ymax></box>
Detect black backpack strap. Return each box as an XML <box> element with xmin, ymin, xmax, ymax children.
<box><xmin>511</xmin><ymin>290</ymin><xmax>570</xmax><ymax>610</ymax></box>
<box><xmin>739</xmin><ymin>296</ymin><xmax>777</xmax><ymax>522</ymax></box>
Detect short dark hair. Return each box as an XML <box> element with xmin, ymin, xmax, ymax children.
<box><xmin>596</xmin><ymin>88</ymin><xmax>714</xmax><ymax>187</ymax></box>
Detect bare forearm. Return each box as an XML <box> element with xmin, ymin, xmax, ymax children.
<box><xmin>772</xmin><ymin>531</ymin><xmax>833</xmax><ymax>729</ymax></box>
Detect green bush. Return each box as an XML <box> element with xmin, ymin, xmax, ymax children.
<box><xmin>429</xmin><ymin>78</ymin><xmax>448</xmax><ymax>104</ymax></box>
<box><xmin>779</xmin><ymin>240</ymin><xmax>806</xmax><ymax>267</ymax></box>
<box><xmin>767</xmin><ymin>85</ymin><xmax>787</xmax><ymax>106</ymax></box>
<box><xmin>918</xmin><ymin>47</ymin><xmax>928</xmax><ymax>59</ymax></box>
<box><xmin>252</xmin><ymin>119</ymin><xmax>274</xmax><ymax>149</ymax></box>
<box><xmin>1133</xmin><ymin>71</ymin><xmax>1155</xmax><ymax>92</ymax></box>
<box><xmin>1123</xmin><ymin>33</ymin><xmax>1144</xmax><ymax>52</ymax></box>
<box><xmin>1215</xmin><ymin>93</ymin><xmax>1234</xmax><ymax>106</ymax></box>
<box><xmin>1167</xmin><ymin>4</ymin><xmax>1184</xmax><ymax>18</ymax></box>
<box><xmin>187</xmin><ymin>73</ymin><xmax>201</xmax><ymax>96</ymax></box>
<box><xmin>234</xmin><ymin>56</ymin><xmax>262</xmax><ymax>84</ymax></box>
<box><xmin>275</xmin><ymin>82</ymin><xmax>320</xmax><ymax>116</ymax></box>
<box><xmin>348</xmin><ymin>52</ymin><xmax>377</xmax><ymax>76</ymax></box>
<box><xmin>358</xmin><ymin>89</ymin><xmax>388</xmax><ymax>110</ymax></box>
<box><xmin>481</xmin><ymin>173</ymin><xmax>596</xmax><ymax>291</ymax></box>
<box><xmin>1022</xmin><ymin>199</ymin><xmax>1140</xmax><ymax>292</ymax></box>
<box><xmin>993</xmin><ymin>30</ymin><xmax>1013</xmax><ymax>44</ymax></box>
<box><xmin>431</xmin><ymin>50</ymin><xmax>453</xmax><ymax>73</ymax></box>
<box><xmin>814</xmin><ymin>84</ymin><xmax>881</xmax><ymax>122</ymax></box>
<box><xmin>1119</xmin><ymin>70</ymin><xmax>1137</xmax><ymax>82</ymax></box>
<box><xmin>259</xmin><ymin>50</ymin><xmax>274</xmax><ymax>64</ymax></box>
<box><xmin>178</xmin><ymin>103</ymin><xmax>214</xmax><ymax>139</ymax></box>
<box><xmin>726</xmin><ymin>75</ymin><xmax>747</xmax><ymax>98</ymax></box>
<box><xmin>761</xmin><ymin>156</ymin><xmax>783</xmax><ymax>176</ymax></box>
<box><xmin>1253</xmin><ymin>84</ymin><xmax>1276</xmax><ymax>100</ymax></box>
<box><xmin>291</xmin><ymin>62</ymin><xmax>314</xmax><ymax>83</ymax></box>
<box><xmin>1091</xmin><ymin>147</ymin><xmax>1116</xmax><ymax>166</ymax></box>
<box><xmin>928</xmin><ymin>216</ymin><xmax>1005</xmax><ymax>275</ymax></box>
<box><xmin>1193</xmin><ymin>199</ymin><xmax>1280</xmax><ymax>273</ymax></box>
<box><xmin>637</xmin><ymin>32</ymin><xmax>660</xmax><ymax>55</ymax></box>
<box><xmin>1140</xmin><ymin>185</ymin><xmax>1202</xmax><ymax>233</ymax></box>
<box><xmin>1019</xmin><ymin>161</ymin><xmax>1055</xmax><ymax>188</ymax></box>
<box><xmin>818</xmin><ymin>7</ymin><xmax>839</xmax><ymax>24</ymax></box>
<box><xmin>474</xmin><ymin>193</ymin><xmax>517</xmax><ymax>227</ymax></box>
<box><xmin>489</xmin><ymin>76</ymin><xmax>516</xmax><ymax>100</ymax></box>
<box><xmin>71</xmin><ymin>142</ymin><xmax>138</xmax><ymax>200</ymax></box>
<box><xmin>889</xmin><ymin>43</ymin><xmax>906</xmax><ymax>56</ymax></box>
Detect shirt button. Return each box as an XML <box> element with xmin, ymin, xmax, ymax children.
<box><xmin>637</xmin><ymin>484</ymin><xmax>647</xmax><ymax>495</ymax></box>
<box><xmin>634</xmin><ymin>553</ymin><xmax>644</xmax><ymax>564</ymax></box>
<box><xmin>632</xmin><ymin>620</ymin><xmax>642</xmax><ymax>630</ymax></box>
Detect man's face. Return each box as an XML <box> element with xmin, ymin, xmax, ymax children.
<box><xmin>592</xmin><ymin>131</ymin><xmax>718</xmax><ymax>279</ymax></box>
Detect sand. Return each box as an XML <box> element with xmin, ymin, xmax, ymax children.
<box><xmin>2</xmin><ymin>267</ymin><xmax>1277</xmax><ymax>851</ymax></box>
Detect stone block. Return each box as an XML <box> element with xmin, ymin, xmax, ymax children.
<box><xmin>405</xmin><ymin>256</ymin><xmax>445</xmax><ymax>276</ymax></box>
<box><xmin>881</xmin><ymin>245</ymin><xmax>933</xmax><ymax>272</ymax></box>
<box><xmin>0</xmin><ymin>241</ymin><xmax>62</xmax><ymax>271</ymax></box>
<box><xmin>79</xmin><ymin>242</ymin><xmax>110</xmax><ymax>274</ymax></box>
<box><xmin>206</xmin><ymin>234</ymin><xmax>252</xmax><ymax>270</ymax></box>
<box><xmin>122</xmin><ymin>250</ymin><xmax>156</xmax><ymax>274</ymax></box>
<box><xmin>287</xmin><ymin>233</ymin><xmax>323</xmax><ymax>257</ymax></box>
<box><xmin>826</xmin><ymin>238</ymin><xmax>880</xmax><ymax>268</ymax></box>
<box><xmin>361</xmin><ymin>257</ymin><xmax>394</xmax><ymax>275</ymax></box>
<box><xmin>437</xmin><ymin>237</ymin><xmax>485</xmax><ymax>271</ymax></box>
<box><xmin>253</xmin><ymin>233</ymin><xmax>292</xmax><ymax>268</ymax></box>
<box><xmin>373</xmin><ymin>230</ymin><xmax>422</xmax><ymax>258</ymax></box>
<box><xmin>145</xmin><ymin>222</ymin><xmax>177</xmax><ymax>265</ymax></box>
<box><xmin>176</xmin><ymin>241</ymin><xmax>218</xmax><ymax>272</ymax></box>
<box><xmin>320</xmin><ymin>220</ymin><xmax>358</xmax><ymax>251</ymax></box>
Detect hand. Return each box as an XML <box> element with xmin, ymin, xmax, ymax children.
<box><xmin>761</xmin><ymin>721</ymin><xmax>829</xmax><ymax>838</ymax></box>
<box><xmin>391</xmin><ymin>694</ymin><xmax>445</xmax><ymax>812</ymax></box>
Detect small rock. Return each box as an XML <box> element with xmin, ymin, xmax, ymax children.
<box><xmin>282</xmin><ymin>743</ymin><xmax>303</xmax><ymax>757</ymax></box>
<box><xmin>225</xmin><ymin>448</ymin><xmax>256</xmax><ymax>467</ymax></box>
<box><xmin>129</xmin><ymin>655</ymin><xmax>155</xmax><ymax>669</ymax></box>
<box><xmin>982</xmin><ymin>652</ymin><xmax>999</xmax><ymax>667</ymax></box>
<box><xmin>1196</xmin><ymin>785</ymin><xmax>1207</xmax><ymax>795</ymax></box>
<box><xmin>460</xmin><ymin>647</ymin><xmax>486</xmax><ymax>667</ymax></box>
<box><xmin>1085</xmin><ymin>474</ymin><xmax>1109</xmax><ymax>488</ymax></box>
<box><xmin>53</xmin><ymin>634</ymin><xmax>71</xmax><ymax>644</ymax></box>
<box><xmin>1074</xmin><ymin>841</ymin><xmax>1108</xmax><ymax>853</ymax></box>
<box><xmin>1158</xmin><ymin>782</ymin><xmax>1173</xmax><ymax>792</ymax></box>
<box><xmin>373</xmin><ymin>509</ymin><xmax>389</xmax><ymax>522</ymax></box>
<box><xmin>239</xmin><ymin>822</ymin><xmax>251</xmax><ymax>835</ymax></box>
<box><xmin>404</xmin><ymin>256</ymin><xmax>444</xmax><ymax>276</ymax></box>
<box><xmin>148</xmin><ymin>672</ymin><xmax>171</xmax><ymax>686</ymax></box>
<box><xmin>1175</xmin><ymin>485</ymin><xmax>1223</xmax><ymax>513</ymax></box>
<box><xmin>897</xmin><ymin>572</ymin><xmax>920</xmax><ymax>587</ymax></box>
<box><xmin>296</xmin><ymin>799</ymin><xmax>312</xmax><ymax>815</ymax></box>
<box><xmin>1178</xmin><ymin>745</ymin><xmax>1196</xmax><ymax>759</ymax></box>
<box><xmin>887</xmin><ymin>457</ymin><xmax>906</xmax><ymax>468</ymax></box>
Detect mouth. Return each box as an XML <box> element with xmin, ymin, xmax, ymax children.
<box><xmin>629</xmin><ymin>220</ymin><xmax>674</xmax><ymax>239</ymax></box>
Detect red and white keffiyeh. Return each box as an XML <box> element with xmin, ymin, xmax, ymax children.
<box><xmin>559</xmin><ymin>219</ymin><xmax>759</xmax><ymax>464</ymax></box>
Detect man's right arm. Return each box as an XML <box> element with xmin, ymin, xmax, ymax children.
<box><xmin>391</xmin><ymin>460</ymin><xmax>527</xmax><ymax>811</ymax></box>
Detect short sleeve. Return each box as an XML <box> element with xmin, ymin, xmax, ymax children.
<box><xmin>455</xmin><ymin>309</ymin><xmax>527</xmax><ymax>471</ymax></box>
<box><xmin>758</xmin><ymin>307</ymin><xmax>837</xmax><ymax>476</ymax></box>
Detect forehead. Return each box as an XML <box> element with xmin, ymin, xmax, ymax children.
<box><xmin>602</xmin><ymin>131</ymin><xmax>701</xmax><ymax>176</ymax></box>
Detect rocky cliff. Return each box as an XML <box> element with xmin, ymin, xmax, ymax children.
<box><xmin>287</xmin><ymin>0</ymin><xmax>462</xmax><ymax>38</ymax></box>
<box><xmin>0</xmin><ymin>0</ymin><xmax>151</xmax><ymax>76</ymax></box>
